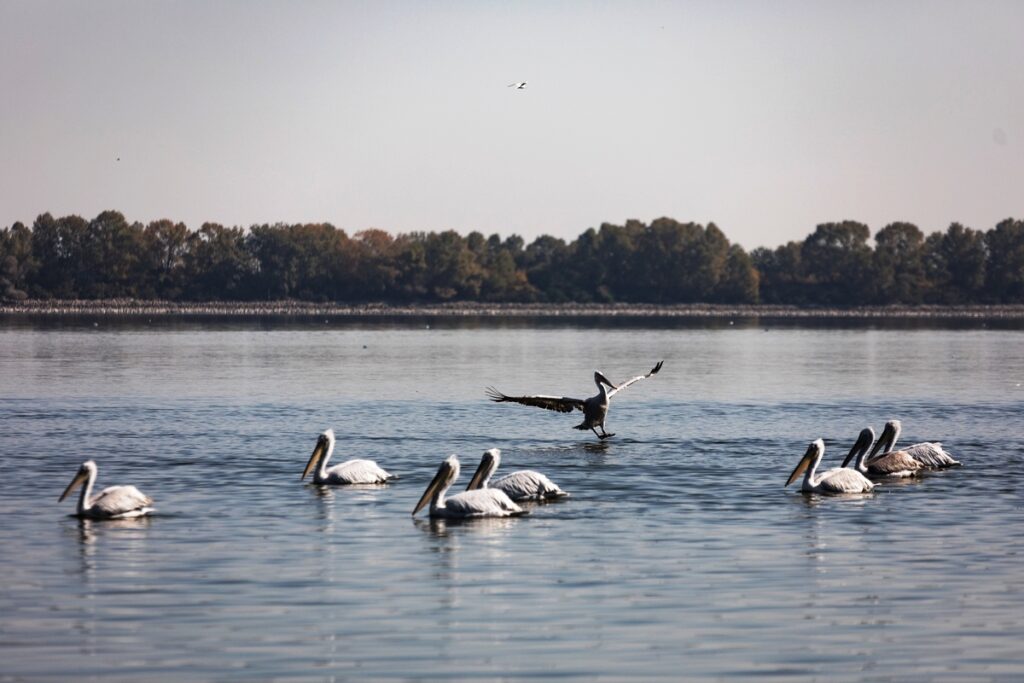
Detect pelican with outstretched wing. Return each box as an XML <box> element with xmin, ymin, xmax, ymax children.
<box><xmin>59</xmin><ymin>460</ymin><xmax>154</xmax><ymax>519</ymax></box>
<box><xmin>786</xmin><ymin>437</ymin><xmax>875</xmax><ymax>494</ymax></box>
<box><xmin>465</xmin><ymin>448</ymin><xmax>568</xmax><ymax>501</ymax></box>
<box><xmin>301</xmin><ymin>429</ymin><xmax>393</xmax><ymax>485</ymax></box>
<box><xmin>412</xmin><ymin>455</ymin><xmax>526</xmax><ymax>519</ymax></box>
<box><xmin>486</xmin><ymin>361</ymin><xmax>663</xmax><ymax>439</ymax></box>
<box><xmin>868</xmin><ymin>419</ymin><xmax>961</xmax><ymax>469</ymax></box>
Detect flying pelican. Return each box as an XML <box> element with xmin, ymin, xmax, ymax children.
<box><xmin>412</xmin><ymin>455</ymin><xmax>526</xmax><ymax>519</ymax></box>
<box><xmin>508</xmin><ymin>81</ymin><xmax>527</xmax><ymax>89</ymax></box>
<box><xmin>302</xmin><ymin>429</ymin><xmax>393</xmax><ymax>485</ymax></box>
<box><xmin>785</xmin><ymin>437</ymin><xmax>875</xmax><ymax>494</ymax></box>
<box><xmin>486</xmin><ymin>361</ymin><xmax>664</xmax><ymax>439</ymax></box>
<box><xmin>841</xmin><ymin>426</ymin><xmax>922</xmax><ymax>478</ymax></box>
<box><xmin>868</xmin><ymin>419</ymin><xmax>961</xmax><ymax>469</ymax></box>
<box><xmin>58</xmin><ymin>460</ymin><xmax>154</xmax><ymax>519</ymax></box>
<box><xmin>465</xmin><ymin>448</ymin><xmax>568</xmax><ymax>501</ymax></box>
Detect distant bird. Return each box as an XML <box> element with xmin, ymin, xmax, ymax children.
<box><xmin>301</xmin><ymin>428</ymin><xmax>393</xmax><ymax>485</ymax></box>
<box><xmin>842</xmin><ymin>426</ymin><xmax>921</xmax><ymax>479</ymax></box>
<box><xmin>486</xmin><ymin>361</ymin><xmax>663</xmax><ymax>440</ymax></box>
<box><xmin>786</xmin><ymin>437</ymin><xmax>875</xmax><ymax>494</ymax></box>
<box><xmin>465</xmin><ymin>448</ymin><xmax>568</xmax><ymax>501</ymax></box>
<box><xmin>867</xmin><ymin>419</ymin><xmax>961</xmax><ymax>469</ymax></box>
<box><xmin>412</xmin><ymin>455</ymin><xmax>525</xmax><ymax>519</ymax></box>
<box><xmin>59</xmin><ymin>460</ymin><xmax>154</xmax><ymax>519</ymax></box>
<box><xmin>507</xmin><ymin>81</ymin><xmax>527</xmax><ymax>89</ymax></box>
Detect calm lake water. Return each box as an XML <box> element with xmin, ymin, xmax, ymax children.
<box><xmin>1</xmin><ymin>316</ymin><xmax>1023</xmax><ymax>681</ymax></box>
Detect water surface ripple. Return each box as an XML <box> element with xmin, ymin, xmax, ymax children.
<box><xmin>1</xmin><ymin>320</ymin><xmax>1022</xmax><ymax>681</ymax></box>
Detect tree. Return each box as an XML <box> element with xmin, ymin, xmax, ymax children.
<box><xmin>984</xmin><ymin>218</ymin><xmax>1024</xmax><ymax>302</ymax></box>
<box><xmin>923</xmin><ymin>223</ymin><xmax>986</xmax><ymax>303</ymax></box>
<box><xmin>872</xmin><ymin>222</ymin><xmax>926</xmax><ymax>303</ymax></box>
<box><xmin>800</xmin><ymin>221</ymin><xmax>872</xmax><ymax>304</ymax></box>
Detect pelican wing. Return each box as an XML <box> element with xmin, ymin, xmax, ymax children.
<box><xmin>90</xmin><ymin>485</ymin><xmax>153</xmax><ymax>517</ymax></box>
<box><xmin>486</xmin><ymin>387</ymin><xmax>584</xmax><ymax>413</ymax></box>
<box><xmin>493</xmin><ymin>470</ymin><xmax>567</xmax><ymax>501</ymax></box>
<box><xmin>607</xmin><ymin>361</ymin><xmax>664</xmax><ymax>398</ymax></box>
<box><xmin>867</xmin><ymin>450</ymin><xmax>922</xmax><ymax>477</ymax></box>
<box><xmin>817</xmin><ymin>468</ymin><xmax>874</xmax><ymax>493</ymax></box>
<box><xmin>325</xmin><ymin>459</ymin><xmax>392</xmax><ymax>485</ymax></box>
<box><xmin>443</xmin><ymin>489</ymin><xmax>525</xmax><ymax>517</ymax></box>
<box><xmin>904</xmin><ymin>442</ymin><xmax>961</xmax><ymax>468</ymax></box>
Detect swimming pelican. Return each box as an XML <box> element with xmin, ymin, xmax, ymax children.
<box><xmin>412</xmin><ymin>455</ymin><xmax>525</xmax><ymax>519</ymax></box>
<box><xmin>868</xmin><ymin>419</ymin><xmax>961</xmax><ymax>469</ymax></box>
<box><xmin>841</xmin><ymin>426</ymin><xmax>922</xmax><ymax>478</ymax></box>
<box><xmin>486</xmin><ymin>361</ymin><xmax>664</xmax><ymax>439</ymax></box>
<box><xmin>465</xmin><ymin>448</ymin><xmax>568</xmax><ymax>501</ymax></box>
<box><xmin>786</xmin><ymin>438</ymin><xmax>874</xmax><ymax>494</ymax></box>
<box><xmin>58</xmin><ymin>460</ymin><xmax>154</xmax><ymax>519</ymax></box>
<box><xmin>301</xmin><ymin>429</ymin><xmax>393</xmax><ymax>485</ymax></box>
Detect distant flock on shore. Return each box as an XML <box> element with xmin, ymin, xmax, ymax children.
<box><xmin>57</xmin><ymin>361</ymin><xmax>963</xmax><ymax>520</ymax></box>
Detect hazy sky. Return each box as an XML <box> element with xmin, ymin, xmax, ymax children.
<box><xmin>1</xmin><ymin>1</ymin><xmax>1022</xmax><ymax>248</ymax></box>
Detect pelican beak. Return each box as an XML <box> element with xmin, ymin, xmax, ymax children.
<box><xmin>866</xmin><ymin>422</ymin><xmax>895</xmax><ymax>461</ymax></box>
<box><xmin>302</xmin><ymin>437</ymin><xmax>328</xmax><ymax>480</ymax></box>
<box><xmin>785</xmin><ymin>443</ymin><xmax>817</xmax><ymax>487</ymax></box>
<box><xmin>413</xmin><ymin>460</ymin><xmax>452</xmax><ymax>516</ymax></box>
<box><xmin>841</xmin><ymin>428</ymin><xmax>874</xmax><ymax>468</ymax></box>
<box><xmin>595</xmin><ymin>371</ymin><xmax>617</xmax><ymax>390</ymax></box>
<box><xmin>465</xmin><ymin>451</ymin><xmax>496</xmax><ymax>491</ymax></box>
<box><xmin>59</xmin><ymin>470</ymin><xmax>88</xmax><ymax>502</ymax></box>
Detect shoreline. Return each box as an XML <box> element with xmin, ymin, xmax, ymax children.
<box><xmin>3</xmin><ymin>299</ymin><xmax>1024</xmax><ymax>319</ymax></box>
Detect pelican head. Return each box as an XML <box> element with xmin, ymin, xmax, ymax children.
<box><xmin>412</xmin><ymin>455</ymin><xmax>460</xmax><ymax>516</ymax></box>
<box><xmin>841</xmin><ymin>427</ymin><xmax>876</xmax><ymax>467</ymax></box>
<box><xmin>466</xmin><ymin>448</ymin><xmax>501</xmax><ymax>491</ymax></box>
<box><xmin>786</xmin><ymin>439</ymin><xmax>824</xmax><ymax>486</ymax></box>
<box><xmin>302</xmin><ymin>429</ymin><xmax>335</xmax><ymax>480</ymax></box>
<box><xmin>59</xmin><ymin>460</ymin><xmax>97</xmax><ymax>501</ymax></box>
<box><xmin>867</xmin><ymin>419</ymin><xmax>901</xmax><ymax>461</ymax></box>
<box><xmin>594</xmin><ymin>371</ymin><xmax>616</xmax><ymax>390</ymax></box>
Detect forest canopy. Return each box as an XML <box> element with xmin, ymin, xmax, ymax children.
<box><xmin>2</xmin><ymin>211</ymin><xmax>1023</xmax><ymax>305</ymax></box>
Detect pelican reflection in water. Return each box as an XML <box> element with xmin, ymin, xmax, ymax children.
<box><xmin>413</xmin><ymin>455</ymin><xmax>526</xmax><ymax>519</ymax></box>
<box><xmin>465</xmin><ymin>448</ymin><xmax>568</xmax><ymax>501</ymax></box>
<box><xmin>301</xmin><ymin>429</ymin><xmax>393</xmax><ymax>485</ymax></box>
<box><xmin>786</xmin><ymin>436</ymin><xmax>875</xmax><ymax>494</ymax></box>
<box><xmin>486</xmin><ymin>361</ymin><xmax>663</xmax><ymax>439</ymax></box>
<box><xmin>59</xmin><ymin>460</ymin><xmax>154</xmax><ymax>519</ymax></box>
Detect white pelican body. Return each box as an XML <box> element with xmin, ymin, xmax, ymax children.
<box><xmin>413</xmin><ymin>455</ymin><xmax>525</xmax><ymax>519</ymax></box>
<box><xmin>302</xmin><ymin>429</ymin><xmax>392</xmax><ymax>485</ymax></box>
<box><xmin>786</xmin><ymin>438</ymin><xmax>874</xmax><ymax>494</ymax></box>
<box><xmin>870</xmin><ymin>420</ymin><xmax>961</xmax><ymax>469</ymax></box>
<box><xmin>842</xmin><ymin>425</ymin><xmax>920</xmax><ymax>478</ymax></box>
<box><xmin>465</xmin><ymin>448</ymin><xmax>568</xmax><ymax>501</ymax></box>
<box><xmin>486</xmin><ymin>361</ymin><xmax>663</xmax><ymax>440</ymax></box>
<box><xmin>59</xmin><ymin>460</ymin><xmax>154</xmax><ymax>519</ymax></box>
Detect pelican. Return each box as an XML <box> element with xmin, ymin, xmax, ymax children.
<box><xmin>58</xmin><ymin>460</ymin><xmax>154</xmax><ymax>519</ymax></box>
<box><xmin>508</xmin><ymin>81</ymin><xmax>527</xmax><ymax>89</ymax></box>
<box><xmin>841</xmin><ymin>426</ymin><xmax>921</xmax><ymax>478</ymax></box>
<box><xmin>301</xmin><ymin>429</ymin><xmax>393</xmax><ymax>485</ymax></box>
<box><xmin>412</xmin><ymin>455</ymin><xmax>526</xmax><ymax>519</ymax></box>
<box><xmin>486</xmin><ymin>361</ymin><xmax>663</xmax><ymax>439</ymax></box>
<box><xmin>786</xmin><ymin>438</ymin><xmax>875</xmax><ymax>494</ymax></box>
<box><xmin>465</xmin><ymin>448</ymin><xmax>568</xmax><ymax>501</ymax></box>
<box><xmin>869</xmin><ymin>419</ymin><xmax>961</xmax><ymax>469</ymax></box>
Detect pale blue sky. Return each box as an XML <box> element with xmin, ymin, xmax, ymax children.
<box><xmin>1</xmin><ymin>1</ymin><xmax>1021</xmax><ymax>248</ymax></box>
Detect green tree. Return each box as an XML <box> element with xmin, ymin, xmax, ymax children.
<box><xmin>800</xmin><ymin>221</ymin><xmax>872</xmax><ymax>304</ymax></box>
<box><xmin>872</xmin><ymin>222</ymin><xmax>926</xmax><ymax>303</ymax></box>
<box><xmin>984</xmin><ymin>218</ymin><xmax>1024</xmax><ymax>302</ymax></box>
<box><xmin>923</xmin><ymin>223</ymin><xmax>987</xmax><ymax>303</ymax></box>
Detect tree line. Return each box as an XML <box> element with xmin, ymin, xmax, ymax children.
<box><xmin>2</xmin><ymin>211</ymin><xmax>1023</xmax><ymax>305</ymax></box>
